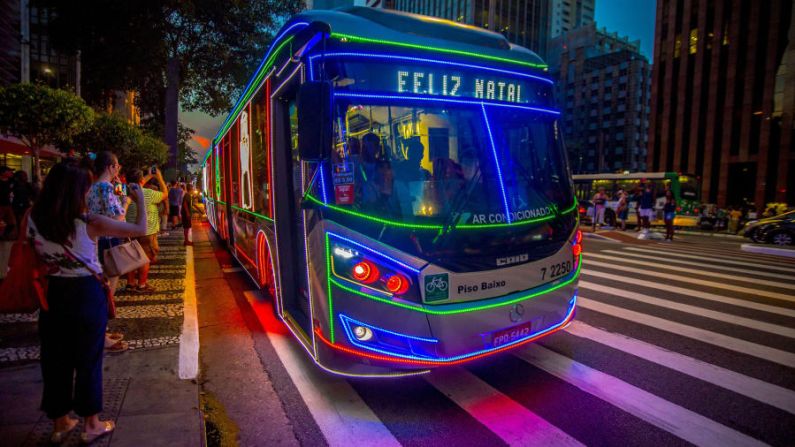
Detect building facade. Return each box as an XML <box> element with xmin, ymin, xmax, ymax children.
<box><xmin>548</xmin><ymin>24</ymin><xmax>651</xmax><ymax>174</ymax></box>
<box><xmin>648</xmin><ymin>0</ymin><xmax>795</xmax><ymax>208</ymax></box>
<box><xmin>390</xmin><ymin>0</ymin><xmax>551</xmax><ymax>58</ymax></box>
<box><xmin>548</xmin><ymin>0</ymin><xmax>595</xmax><ymax>38</ymax></box>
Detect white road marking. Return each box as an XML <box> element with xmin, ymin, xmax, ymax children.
<box><xmin>243</xmin><ymin>291</ymin><xmax>401</xmax><ymax>447</ymax></box>
<box><xmin>580</xmin><ymin>269</ymin><xmax>795</xmax><ymax>318</ymax></box>
<box><xmin>426</xmin><ymin>368</ymin><xmax>585</xmax><ymax>447</ymax></box>
<box><xmin>577</xmin><ymin>296</ymin><xmax>795</xmax><ymax>368</ymax></box>
<box><xmin>515</xmin><ymin>344</ymin><xmax>767</xmax><ymax>447</ymax></box>
<box><xmin>565</xmin><ymin>320</ymin><xmax>795</xmax><ymax>414</ymax></box>
<box><xmin>621</xmin><ymin>246</ymin><xmax>795</xmax><ymax>273</ymax></box>
<box><xmin>650</xmin><ymin>244</ymin><xmax>795</xmax><ymax>266</ymax></box>
<box><xmin>580</xmin><ymin>281</ymin><xmax>795</xmax><ymax>338</ymax></box>
<box><xmin>584</xmin><ymin>252</ymin><xmax>795</xmax><ymax>291</ymax></box>
<box><xmin>179</xmin><ymin>245</ymin><xmax>200</xmax><ymax>380</ymax></box>
<box><xmin>583</xmin><ymin>259</ymin><xmax>795</xmax><ymax>303</ymax></box>
<box><xmin>601</xmin><ymin>249</ymin><xmax>795</xmax><ymax>281</ymax></box>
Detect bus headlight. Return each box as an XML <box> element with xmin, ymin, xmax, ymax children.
<box><xmin>353</xmin><ymin>325</ymin><xmax>374</xmax><ymax>341</ymax></box>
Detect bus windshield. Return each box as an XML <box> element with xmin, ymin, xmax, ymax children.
<box><xmin>324</xmin><ymin>101</ymin><xmax>573</xmax><ymax>227</ymax></box>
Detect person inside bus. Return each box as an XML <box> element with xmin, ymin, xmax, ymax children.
<box><xmin>362</xmin><ymin>161</ymin><xmax>401</xmax><ymax>218</ymax></box>
<box><xmin>358</xmin><ymin>133</ymin><xmax>381</xmax><ymax>204</ymax></box>
<box><xmin>432</xmin><ymin>158</ymin><xmax>465</xmax><ymax>216</ymax></box>
<box><xmin>663</xmin><ymin>189</ymin><xmax>677</xmax><ymax>241</ymax></box>
<box><xmin>639</xmin><ymin>182</ymin><xmax>655</xmax><ymax>231</ymax></box>
<box><xmin>394</xmin><ymin>138</ymin><xmax>430</xmax><ymax>182</ymax></box>
<box><xmin>591</xmin><ymin>187</ymin><xmax>608</xmax><ymax>230</ymax></box>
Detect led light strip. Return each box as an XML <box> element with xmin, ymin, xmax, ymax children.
<box><xmin>481</xmin><ymin>103</ymin><xmax>512</xmax><ymax>223</ymax></box>
<box><xmin>306</xmin><ymin>193</ymin><xmax>573</xmax><ymax>230</ymax></box>
<box><xmin>308</xmin><ymin>52</ymin><xmax>554</xmax><ymax>85</ymax></box>
<box><xmin>327</xmin><ymin>231</ymin><xmax>423</xmax><ymax>273</ymax></box>
<box><xmin>334</xmin><ymin>92</ymin><xmax>561</xmax><ymax>116</ymax></box>
<box><xmin>330</xmin><ymin>32</ymin><xmax>548</xmax><ymax>70</ymax></box>
<box><xmin>340</xmin><ymin>314</ymin><xmax>439</xmax><ymax>343</ymax></box>
<box><xmin>317</xmin><ymin>296</ymin><xmax>576</xmax><ymax>366</ymax></box>
<box><xmin>231</xmin><ymin>204</ymin><xmax>274</xmax><ymax>222</ymax></box>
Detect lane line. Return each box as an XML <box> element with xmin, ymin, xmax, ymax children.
<box><xmin>577</xmin><ymin>296</ymin><xmax>795</xmax><ymax>368</ymax></box>
<box><xmin>580</xmin><ymin>281</ymin><xmax>795</xmax><ymax>338</ymax></box>
<box><xmin>585</xmin><ymin>253</ymin><xmax>795</xmax><ymax>291</ymax></box>
<box><xmin>583</xmin><ymin>259</ymin><xmax>795</xmax><ymax>303</ymax></box>
<box><xmin>615</xmin><ymin>247</ymin><xmax>795</xmax><ymax>273</ymax></box>
<box><xmin>426</xmin><ymin>368</ymin><xmax>585</xmax><ymax>447</ymax></box>
<box><xmin>580</xmin><ymin>270</ymin><xmax>795</xmax><ymax>318</ymax></box>
<box><xmin>601</xmin><ymin>249</ymin><xmax>795</xmax><ymax>281</ymax></box>
<box><xmin>514</xmin><ymin>344</ymin><xmax>767</xmax><ymax>447</ymax></box>
<box><xmin>179</xmin><ymin>245</ymin><xmax>200</xmax><ymax>380</ymax></box>
<box><xmin>565</xmin><ymin>321</ymin><xmax>795</xmax><ymax>414</ymax></box>
<box><xmin>243</xmin><ymin>291</ymin><xmax>401</xmax><ymax>447</ymax></box>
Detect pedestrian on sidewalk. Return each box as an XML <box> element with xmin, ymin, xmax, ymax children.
<box><xmin>616</xmin><ymin>189</ymin><xmax>629</xmax><ymax>231</ymax></box>
<box><xmin>28</xmin><ymin>159</ymin><xmax>147</xmax><ymax>444</ymax></box>
<box><xmin>663</xmin><ymin>190</ymin><xmax>677</xmax><ymax>241</ymax></box>
<box><xmin>168</xmin><ymin>180</ymin><xmax>184</xmax><ymax>230</ymax></box>
<box><xmin>12</xmin><ymin>170</ymin><xmax>36</xmax><ymax>229</ymax></box>
<box><xmin>0</xmin><ymin>166</ymin><xmax>17</xmax><ymax>239</ymax></box>
<box><xmin>592</xmin><ymin>187</ymin><xmax>607</xmax><ymax>230</ymax></box>
<box><xmin>632</xmin><ymin>185</ymin><xmax>643</xmax><ymax>231</ymax></box>
<box><xmin>181</xmin><ymin>183</ymin><xmax>194</xmax><ymax>246</ymax></box>
<box><xmin>729</xmin><ymin>207</ymin><xmax>742</xmax><ymax>234</ymax></box>
<box><xmin>639</xmin><ymin>182</ymin><xmax>654</xmax><ymax>231</ymax></box>
<box><xmin>125</xmin><ymin>167</ymin><xmax>167</xmax><ymax>293</ymax></box>
<box><xmin>87</xmin><ymin>151</ymin><xmax>129</xmax><ymax>353</ymax></box>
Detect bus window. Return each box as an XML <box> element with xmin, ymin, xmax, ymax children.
<box><xmin>251</xmin><ymin>90</ymin><xmax>270</xmax><ymax>216</ymax></box>
<box><xmin>679</xmin><ymin>175</ymin><xmax>699</xmax><ymax>201</ymax></box>
<box><xmin>230</xmin><ymin>121</ymin><xmax>241</xmax><ymax>205</ymax></box>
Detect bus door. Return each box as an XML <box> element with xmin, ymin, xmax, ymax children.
<box><xmin>271</xmin><ymin>73</ymin><xmax>312</xmax><ymax>335</ymax></box>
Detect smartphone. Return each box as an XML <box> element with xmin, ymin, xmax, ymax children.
<box><xmin>150</xmin><ymin>165</ymin><xmax>157</xmax><ymax>175</ymax></box>
<box><xmin>114</xmin><ymin>183</ymin><xmax>123</xmax><ymax>196</ymax></box>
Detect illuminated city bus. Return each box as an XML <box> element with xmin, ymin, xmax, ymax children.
<box><xmin>201</xmin><ymin>7</ymin><xmax>581</xmax><ymax>377</ymax></box>
<box><xmin>573</xmin><ymin>172</ymin><xmax>702</xmax><ymax>227</ymax></box>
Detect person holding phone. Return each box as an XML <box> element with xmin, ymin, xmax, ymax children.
<box><xmin>124</xmin><ymin>166</ymin><xmax>167</xmax><ymax>293</ymax></box>
<box><xmin>29</xmin><ymin>159</ymin><xmax>147</xmax><ymax>443</ymax></box>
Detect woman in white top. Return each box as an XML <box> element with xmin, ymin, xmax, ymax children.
<box><xmin>29</xmin><ymin>160</ymin><xmax>147</xmax><ymax>444</ymax></box>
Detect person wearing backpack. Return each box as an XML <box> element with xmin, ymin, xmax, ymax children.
<box><xmin>28</xmin><ymin>159</ymin><xmax>147</xmax><ymax>444</ymax></box>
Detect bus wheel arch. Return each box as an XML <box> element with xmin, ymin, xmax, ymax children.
<box><xmin>256</xmin><ymin>230</ymin><xmax>277</xmax><ymax>299</ymax></box>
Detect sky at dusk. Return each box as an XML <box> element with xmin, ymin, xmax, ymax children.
<box><xmin>182</xmin><ymin>1</ymin><xmax>659</xmax><ymax>161</ymax></box>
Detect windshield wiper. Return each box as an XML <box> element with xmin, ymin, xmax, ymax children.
<box><xmin>433</xmin><ymin>165</ymin><xmax>482</xmax><ymax>246</ymax></box>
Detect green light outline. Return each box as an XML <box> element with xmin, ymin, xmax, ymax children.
<box><xmin>230</xmin><ymin>205</ymin><xmax>274</xmax><ymax>222</ymax></box>
<box><xmin>325</xmin><ymin>235</ymin><xmax>335</xmax><ymax>343</ymax></box>
<box><xmin>326</xmin><ymin>254</ymin><xmax>579</xmax><ymax>324</ymax></box>
<box><xmin>306</xmin><ymin>193</ymin><xmax>576</xmax><ymax>230</ymax></box>
<box><xmin>330</xmin><ymin>33</ymin><xmax>548</xmax><ymax>70</ymax></box>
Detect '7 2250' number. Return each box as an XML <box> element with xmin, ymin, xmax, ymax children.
<box><xmin>540</xmin><ymin>261</ymin><xmax>572</xmax><ymax>280</ymax></box>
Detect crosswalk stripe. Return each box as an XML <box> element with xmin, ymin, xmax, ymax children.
<box><xmin>580</xmin><ymin>270</ymin><xmax>795</xmax><ymax>318</ymax></box>
<box><xmin>514</xmin><ymin>344</ymin><xmax>767</xmax><ymax>447</ymax></box>
<box><xmin>583</xmin><ymin>260</ymin><xmax>795</xmax><ymax>303</ymax></box>
<box><xmin>578</xmin><ymin>296</ymin><xmax>795</xmax><ymax>368</ymax></box>
<box><xmin>621</xmin><ymin>247</ymin><xmax>795</xmax><ymax>273</ymax></box>
<box><xmin>601</xmin><ymin>249</ymin><xmax>795</xmax><ymax>281</ymax></box>
<box><xmin>243</xmin><ymin>291</ymin><xmax>401</xmax><ymax>447</ymax></box>
<box><xmin>565</xmin><ymin>321</ymin><xmax>795</xmax><ymax>414</ymax></box>
<box><xmin>426</xmin><ymin>368</ymin><xmax>585</xmax><ymax>447</ymax></box>
<box><xmin>585</xmin><ymin>253</ymin><xmax>795</xmax><ymax>292</ymax></box>
<box><xmin>579</xmin><ymin>281</ymin><xmax>795</xmax><ymax>338</ymax></box>
<box><xmin>651</xmin><ymin>244</ymin><xmax>795</xmax><ymax>265</ymax></box>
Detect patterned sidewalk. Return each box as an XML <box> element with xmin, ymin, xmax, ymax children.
<box><xmin>0</xmin><ymin>231</ymin><xmax>187</xmax><ymax>363</ymax></box>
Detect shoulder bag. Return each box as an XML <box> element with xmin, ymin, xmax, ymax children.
<box><xmin>102</xmin><ymin>238</ymin><xmax>149</xmax><ymax>277</ymax></box>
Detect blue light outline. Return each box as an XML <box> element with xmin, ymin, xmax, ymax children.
<box><xmin>318</xmin><ymin>162</ymin><xmax>328</xmax><ymax>204</ymax></box>
<box><xmin>308</xmin><ymin>52</ymin><xmax>554</xmax><ymax>85</ymax></box>
<box><xmin>481</xmin><ymin>103</ymin><xmax>512</xmax><ymax>223</ymax></box>
<box><xmin>213</xmin><ymin>21</ymin><xmax>310</xmax><ymax>144</ymax></box>
<box><xmin>340</xmin><ymin>314</ymin><xmax>438</xmax><ymax>343</ymax></box>
<box><xmin>333</xmin><ymin>92</ymin><xmax>560</xmax><ymax>116</ymax></box>
<box><xmin>338</xmin><ymin>295</ymin><xmax>577</xmax><ymax>363</ymax></box>
<box><xmin>327</xmin><ymin>231</ymin><xmax>423</xmax><ymax>274</ymax></box>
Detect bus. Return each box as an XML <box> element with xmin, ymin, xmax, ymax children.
<box><xmin>201</xmin><ymin>7</ymin><xmax>581</xmax><ymax>377</ymax></box>
<box><xmin>572</xmin><ymin>172</ymin><xmax>702</xmax><ymax>227</ymax></box>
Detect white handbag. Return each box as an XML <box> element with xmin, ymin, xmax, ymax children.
<box><xmin>102</xmin><ymin>239</ymin><xmax>149</xmax><ymax>277</ymax></box>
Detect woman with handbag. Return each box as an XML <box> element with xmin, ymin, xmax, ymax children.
<box><xmin>87</xmin><ymin>151</ymin><xmax>128</xmax><ymax>352</ymax></box>
<box><xmin>28</xmin><ymin>160</ymin><xmax>147</xmax><ymax>444</ymax></box>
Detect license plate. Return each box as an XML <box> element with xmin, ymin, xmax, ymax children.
<box><xmin>491</xmin><ymin>321</ymin><xmax>533</xmax><ymax>347</ymax></box>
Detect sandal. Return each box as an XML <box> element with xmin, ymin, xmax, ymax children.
<box><xmin>50</xmin><ymin>417</ymin><xmax>79</xmax><ymax>444</ymax></box>
<box><xmin>106</xmin><ymin>331</ymin><xmax>124</xmax><ymax>341</ymax></box>
<box><xmin>123</xmin><ymin>284</ymin><xmax>139</xmax><ymax>293</ymax></box>
<box><xmin>136</xmin><ymin>284</ymin><xmax>155</xmax><ymax>294</ymax></box>
<box><xmin>80</xmin><ymin>420</ymin><xmax>115</xmax><ymax>444</ymax></box>
<box><xmin>105</xmin><ymin>339</ymin><xmax>129</xmax><ymax>353</ymax></box>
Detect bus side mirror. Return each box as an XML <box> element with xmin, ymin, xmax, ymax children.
<box><xmin>297</xmin><ymin>81</ymin><xmax>333</xmax><ymax>161</ymax></box>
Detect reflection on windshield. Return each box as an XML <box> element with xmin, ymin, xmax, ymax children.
<box><xmin>315</xmin><ymin>102</ymin><xmax>572</xmax><ymax>226</ymax></box>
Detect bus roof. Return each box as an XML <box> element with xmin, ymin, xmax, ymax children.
<box><xmin>571</xmin><ymin>172</ymin><xmax>688</xmax><ymax>180</ymax></box>
<box><xmin>295</xmin><ymin>7</ymin><xmax>548</xmax><ymax>70</ymax></box>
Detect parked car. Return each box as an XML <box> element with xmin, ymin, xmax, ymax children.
<box><xmin>742</xmin><ymin>210</ymin><xmax>795</xmax><ymax>245</ymax></box>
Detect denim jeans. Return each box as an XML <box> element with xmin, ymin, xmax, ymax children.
<box><xmin>39</xmin><ymin>275</ymin><xmax>108</xmax><ymax>418</ymax></box>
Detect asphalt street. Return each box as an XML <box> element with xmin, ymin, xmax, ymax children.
<box><xmin>199</xmin><ymin>229</ymin><xmax>795</xmax><ymax>447</ymax></box>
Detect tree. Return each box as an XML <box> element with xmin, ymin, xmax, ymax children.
<box><xmin>0</xmin><ymin>83</ymin><xmax>94</xmax><ymax>185</ymax></box>
<box><xmin>40</xmin><ymin>0</ymin><xmax>303</xmax><ymax>167</ymax></box>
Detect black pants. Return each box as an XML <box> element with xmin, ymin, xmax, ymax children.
<box><xmin>39</xmin><ymin>276</ymin><xmax>108</xmax><ymax>419</ymax></box>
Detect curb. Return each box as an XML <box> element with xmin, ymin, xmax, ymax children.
<box><xmin>741</xmin><ymin>244</ymin><xmax>795</xmax><ymax>258</ymax></box>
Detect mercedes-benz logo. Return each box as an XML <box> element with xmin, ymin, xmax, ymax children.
<box><xmin>509</xmin><ymin>303</ymin><xmax>525</xmax><ymax>323</ymax></box>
